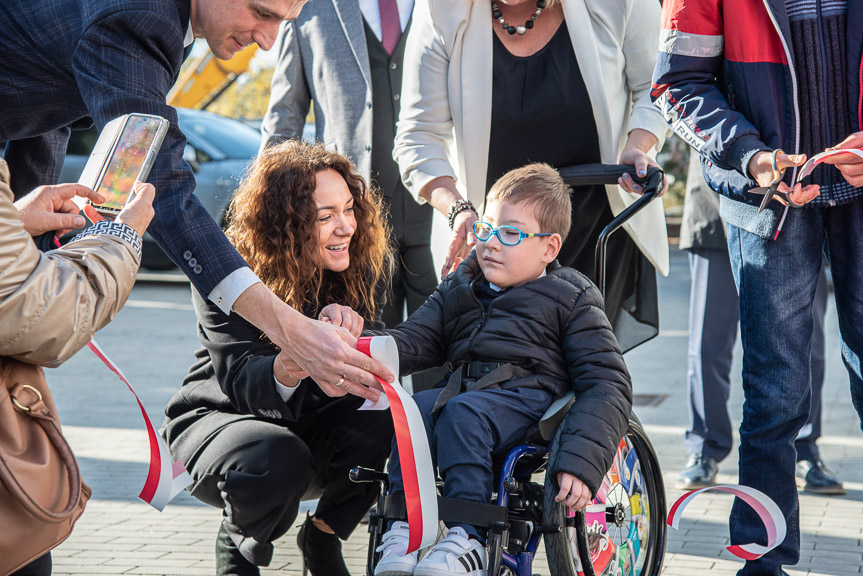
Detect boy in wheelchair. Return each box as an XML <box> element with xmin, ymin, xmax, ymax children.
<box><xmin>327</xmin><ymin>163</ymin><xmax>632</xmax><ymax>576</ymax></box>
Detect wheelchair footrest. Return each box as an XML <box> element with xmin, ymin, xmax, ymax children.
<box><xmin>383</xmin><ymin>492</ymin><xmax>508</xmax><ymax>528</ymax></box>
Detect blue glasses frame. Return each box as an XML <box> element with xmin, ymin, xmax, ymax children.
<box><xmin>472</xmin><ymin>221</ymin><xmax>552</xmax><ymax>246</ymax></box>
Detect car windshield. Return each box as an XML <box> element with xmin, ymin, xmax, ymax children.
<box><xmin>178</xmin><ymin>112</ymin><xmax>261</xmax><ymax>159</ymax></box>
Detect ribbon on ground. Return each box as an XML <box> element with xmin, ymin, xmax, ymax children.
<box><xmin>667</xmin><ymin>484</ymin><xmax>786</xmax><ymax>560</ymax></box>
<box><xmin>357</xmin><ymin>336</ymin><xmax>437</xmax><ymax>553</ymax></box>
<box><xmin>87</xmin><ymin>339</ymin><xmax>192</xmax><ymax>511</ymax></box>
<box><xmin>797</xmin><ymin>148</ymin><xmax>863</xmax><ymax>182</ymax></box>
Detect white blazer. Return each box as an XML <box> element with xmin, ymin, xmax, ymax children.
<box><xmin>394</xmin><ymin>0</ymin><xmax>670</xmax><ymax>275</ymax></box>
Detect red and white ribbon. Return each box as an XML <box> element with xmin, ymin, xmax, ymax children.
<box><xmin>357</xmin><ymin>336</ymin><xmax>438</xmax><ymax>553</ymax></box>
<box><xmin>87</xmin><ymin>339</ymin><xmax>192</xmax><ymax>511</ymax></box>
<box><xmin>797</xmin><ymin>148</ymin><xmax>863</xmax><ymax>181</ymax></box>
<box><xmin>667</xmin><ymin>484</ymin><xmax>786</xmax><ymax>560</ymax></box>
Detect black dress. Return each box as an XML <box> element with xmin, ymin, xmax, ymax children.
<box><xmin>486</xmin><ymin>22</ymin><xmax>658</xmax><ymax>353</ymax></box>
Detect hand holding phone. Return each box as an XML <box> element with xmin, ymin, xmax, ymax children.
<box><xmin>79</xmin><ymin>113</ymin><xmax>168</xmax><ymax>216</ymax></box>
<box><xmin>84</xmin><ymin>181</ymin><xmax>156</xmax><ymax>237</ymax></box>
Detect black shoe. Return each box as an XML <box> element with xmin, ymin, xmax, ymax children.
<box><xmin>676</xmin><ymin>454</ymin><xmax>718</xmax><ymax>489</ymax></box>
<box><xmin>796</xmin><ymin>458</ymin><xmax>846</xmax><ymax>495</ymax></box>
<box><xmin>297</xmin><ymin>514</ymin><xmax>351</xmax><ymax>576</ymax></box>
<box><xmin>216</xmin><ymin>522</ymin><xmax>260</xmax><ymax>576</ymax></box>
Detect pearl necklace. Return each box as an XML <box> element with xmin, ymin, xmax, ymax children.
<box><xmin>492</xmin><ymin>0</ymin><xmax>546</xmax><ymax>36</ymax></box>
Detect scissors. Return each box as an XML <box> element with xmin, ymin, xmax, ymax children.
<box><xmin>750</xmin><ymin>149</ymin><xmax>806</xmax><ymax>213</ymax></box>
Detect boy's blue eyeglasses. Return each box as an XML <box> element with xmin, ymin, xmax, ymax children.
<box><xmin>472</xmin><ymin>221</ymin><xmax>552</xmax><ymax>246</ymax></box>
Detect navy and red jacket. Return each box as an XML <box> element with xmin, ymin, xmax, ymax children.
<box><xmin>651</xmin><ymin>0</ymin><xmax>863</xmax><ymax>209</ymax></box>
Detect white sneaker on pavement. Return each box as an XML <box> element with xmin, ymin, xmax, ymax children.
<box><xmin>375</xmin><ymin>521</ymin><xmax>418</xmax><ymax>576</ymax></box>
<box><xmin>414</xmin><ymin>526</ymin><xmax>488</xmax><ymax>576</ymax></box>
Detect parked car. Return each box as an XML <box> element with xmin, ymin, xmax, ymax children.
<box><xmin>59</xmin><ymin>108</ymin><xmax>261</xmax><ymax>270</ymax></box>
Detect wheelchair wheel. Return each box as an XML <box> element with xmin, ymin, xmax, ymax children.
<box><xmin>543</xmin><ymin>415</ymin><xmax>666</xmax><ymax>576</ymax></box>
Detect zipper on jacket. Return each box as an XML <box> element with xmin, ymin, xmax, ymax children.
<box><xmin>762</xmin><ymin>0</ymin><xmax>801</xmax><ymax>182</ymax></box>
<box><xmin>466</xmin><ymin>280</ymin><xmax>492</xmax><ymax>359</ymax></box>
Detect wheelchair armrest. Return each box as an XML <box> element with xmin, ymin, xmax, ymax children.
<box><xmin>538</xmin><ymin>391</ymin><xmax>576</xmax><ymax>441</ymax></box>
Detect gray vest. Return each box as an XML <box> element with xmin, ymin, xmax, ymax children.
<box><xmin>363</xmin><ymin>18</ymin><xmax>432</xmax><ymax>244</ymax></box>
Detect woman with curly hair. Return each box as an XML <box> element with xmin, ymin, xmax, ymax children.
<box><xmin>161</xmin><ymin>141</ymin><xmax>395</xmax><ymax>576</ymax></box>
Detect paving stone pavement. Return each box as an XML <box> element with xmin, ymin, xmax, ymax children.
<box><xmin>43</xmin><ymin>249</ymin><xmax>862</xmax><ymax>575</ymax></box>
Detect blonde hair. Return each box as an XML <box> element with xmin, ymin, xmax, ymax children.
<box><xmin>226</xmin><ymin>140</ymin><xmax>391</xmax><ymax>318</ymax></box>
<box><xmin>486</xmin><ymin>163</ymin><xmax>571</xmax><ymax>240</ymax></box>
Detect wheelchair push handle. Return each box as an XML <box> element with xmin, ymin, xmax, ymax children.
<box><xmin>556</xmin><ymin>163</ymin><xmax>664</xmax><ymax>298</ymax></box>
<box><xmin>557</xmin><ymin>163</ymin><xmax>664</xmax><ymax>192</ymax></box>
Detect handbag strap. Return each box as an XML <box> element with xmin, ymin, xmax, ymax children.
<box><xmin>0</xmin><ymin>379</ymin><xmax>84</xmax><ymax>522</ymax></box>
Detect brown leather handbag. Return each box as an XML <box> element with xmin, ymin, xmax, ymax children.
<box><xmin>0</xmin><ymin>358</ymin><xmax>91</xmax><ymax>575</ymax></box>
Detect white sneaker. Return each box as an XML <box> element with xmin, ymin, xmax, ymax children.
<box><xmin>375</xmin><ymin>521</ymin><xmax>418</xmax><ymax>576</ymax></box>
<box><xmin>414</xmin><ymin>527</ymin><xmax>487</xmax><ymax>576</ymax></box>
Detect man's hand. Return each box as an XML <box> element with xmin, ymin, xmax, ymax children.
<box><xmin>821</xmin><ymin>132</ymin><xmax>863</xmax><ymax>186</ymax></box>
<box><xmin>233</xmin><ymin>284</ymin><xmax>395</xmax><ymax>404</ymax></box>
<box><xmin>618</xmin><ymin>128</ymin><xmax>668</xmax><ymax>196</ymax></box>
<box><xmin>318</xmin><ymin>303</ymin><xmax>364</xmax><ymax>338</ymax></box>
<box><xmin>14</xmin><ymin>183</ymin><xmax>105</xmax><ymax>237</ymax></box>
<box><xmin>556</xmin><ymin>472</ymin><xmax>592</xmax><ymax>511</ymax></box>
<box><xmin>84</xmin><ymin>182</ymin><xmax>156</xmax><ymax>237</ymax></box>
<box><xmin>747</xmin><ymin>151</ymin><xmax>820</xmax><ymax>206</ymax></box>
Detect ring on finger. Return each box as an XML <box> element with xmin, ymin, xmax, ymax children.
<box><xmin>335</xmin><ymin>376</ymin><xmax>346</xmax><ymax>388</ymax></box>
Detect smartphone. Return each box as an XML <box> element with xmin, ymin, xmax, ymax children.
<box><xmin>79</xmin><ymin>113</ymin><xmax>169</xmax><ymax>216</ymax></box>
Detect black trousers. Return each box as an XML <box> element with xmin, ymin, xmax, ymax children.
<box><xmin>11</xmin><ymin>553</ymin><xmax>51</xmax><ymax>576</ymax></box>
<box><xmin>174</xmin><ymin>397</ymin><xmax>394</xmax><ymax>567</ymax></box>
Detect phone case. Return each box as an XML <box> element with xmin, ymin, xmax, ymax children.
<box><xmin>81</xmin><ymin>113</ymin><xmax>169</xmax><ymax>216</ymax></box>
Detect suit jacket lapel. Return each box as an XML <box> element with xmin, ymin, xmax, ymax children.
<box><xmin>562</xmin><ymin>0</ymin><xmax>614</xmax><ymax>163</ymax></box>
<box><xmin>332</xmin><ymin>0</ymin><xmax>372</xmax><ymax>89</ymax></box>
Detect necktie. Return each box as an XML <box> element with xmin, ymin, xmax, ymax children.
<box><xmin>378</xmin><ymin>0</ymin><xmax>402</xmax><ymax>55</ymax></box>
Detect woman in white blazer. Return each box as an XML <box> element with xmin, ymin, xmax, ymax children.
<box><xmin>394</xmin><ymin>0</ymin><xmax>669</xmax><ymax>352</ymax></box>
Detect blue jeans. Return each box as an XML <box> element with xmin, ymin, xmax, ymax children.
<box><xmin>685</xmin><ymin>249</ymin><xmax>829</xmax><ymax>463</ymax></box>
<box><xmin>727</xmin><ymin>199</ymin><xmax>863</xmax><ymax>576</ymax></box>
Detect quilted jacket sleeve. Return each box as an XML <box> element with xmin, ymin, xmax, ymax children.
<box><xmin>546</xmin><ymin>283</ymin><xmax>633</xmax><ymax>496</ymax></box>
<box><xmin>0</xmin><ymin>159</ymin><xmax>140</xmax><ymax>367</ymax></box>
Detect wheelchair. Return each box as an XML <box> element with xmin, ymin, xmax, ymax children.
<box><xmin>352</xmin><ymin>164</ymin><xmax>668</xmax><ymax>576</ymax></box>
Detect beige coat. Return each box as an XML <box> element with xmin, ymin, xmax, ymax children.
<box><xmin>394</xmin><ymin>0</ymin><xmax>670</xmax><ymax>275</ymax></box>
<box><xmin>0</xmin><ymin>159</ymin><xmax>140</xmax><ymax>367</ymax></box>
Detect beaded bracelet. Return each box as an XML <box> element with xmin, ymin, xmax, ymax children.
<box><xmin>447</xmin><ymin>199</ymin><xmax>477</xmax><ymax>230</ymax></box>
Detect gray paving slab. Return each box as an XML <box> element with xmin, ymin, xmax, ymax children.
<box><xmin>41</xmin><ymin>250</ymin><xmax>863</xmax><ymax>575</ymax></box>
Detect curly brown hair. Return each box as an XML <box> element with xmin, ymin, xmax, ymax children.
<box><xmin>226</xmin><ymin>140</ymin><xmax>391</xmax><ymax>319</ymax></box>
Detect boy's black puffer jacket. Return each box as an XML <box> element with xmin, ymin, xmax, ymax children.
<box><xmin>387</xmin><ymin>251</ymin><xmax>632</xmax><ymax>496</ymax></box>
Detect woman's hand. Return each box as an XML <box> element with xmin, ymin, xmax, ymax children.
<box><xmin>618</xmin><ymin>129</ymin><xmax>668</xmax><ymax>196</ymax></box>
<box><xmin>821</xmin><ymin>132</ymin><xmax>863</xmax><ymax>187</ymax></box>
<box><xmin>274</xmin><ymin>350</ymin><xmax>310</xmax><ymax>385</ymax></box>
<box><xmin>419</xmin><ymin>176</ymin><xmax>477</xmax><ymax>279</ymax></box>
<box><xmin>318</xmin><ymin>303</ymin><xmax>364</xmax><ymax>338</ymax></box>
<box><xmin>747</xmin><ymin>151</ymin><xmax>820</xmax><ymax>206</ymax></box>
<box><xmin>555</xmin><ymin>472</ymin><xmax>592</xmax><ymax>511</ymax></box>
<box><xmin>443</xmin><ymin>209</ymin><xmax>477</xmax><ymax>279</ymax></box>
<box><xmin>14</xmin><ymin>182</ymin><xmax>105</xmax><ymax>237</ymax></box>
<box><xmin>84</xmin><ymin>181</ymin><xmax>157</xmax><ymax>236</ymax></box>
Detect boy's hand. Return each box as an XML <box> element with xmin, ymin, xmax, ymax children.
<box><xmin>556</xmin><ymin>472</ymin><xmax>591</xmax><ymax>511</ymax></box>
<box><xmin>318</xmin><ymin>303</ymin><xmax>364</xmax><ymax>338</ymax></box>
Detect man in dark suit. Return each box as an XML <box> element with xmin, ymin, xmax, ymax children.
<box><xmin>262</xmin><ymin>0</ymin><xmax>442</xmax><ymax>391</ymax></box>
<box><xmin>0</xmin><ymin>0</ymin><xmax>393</xmax><ymax>415</ymax></box>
